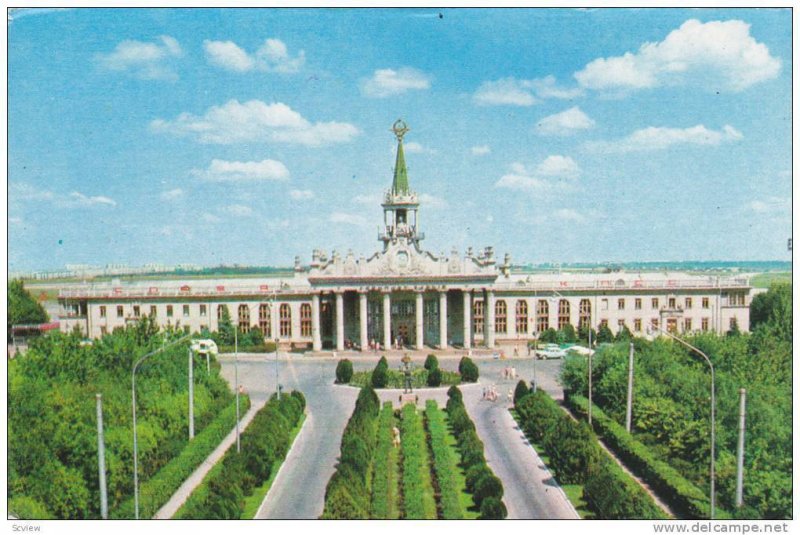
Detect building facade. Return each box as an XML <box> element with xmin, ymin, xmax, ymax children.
<box><xmin>59</xmin><ymin>120</ymin><xmax>752</xmax><ymax>348</ymax></box>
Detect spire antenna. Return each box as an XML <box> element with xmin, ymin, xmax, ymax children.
<box><xmin>391</xmin><ymin>119</ymin><xmax>409</xmax><ymax>142</ymax></box>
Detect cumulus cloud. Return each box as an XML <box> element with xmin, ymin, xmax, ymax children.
<box><xmin>495</xmin><ymin>156</ymin><xmax>581</xmax><ymax>194</ymax></box>
<box><xmin>361</xmin><ymin>67</ymin><xmax>431</xmax><ymax>98</ymax></box>
<box><xmin>10</xmin><ymin>182</ymin><xmax>116</xmax><ymax>208</ymax></box>
<box><xmin>330</xmin><ymin>212</ymin><xmax>368</xmax><ymax>226</ymax></box>
<box><xmin>151</xmin><ymin>99</ymin><xmax>359</xmax><ymax>146</ymax></box>
<box><xmin>473</xmin><ymin>76</ymin><xmax>582</xmax><ymax>106</ymax></box>
<box><xmin>203</xmin><ymin>38</ymin><xmax>305</xmax><ymax>74</ymax></box>
<box><xmin>535</xmin><ymin>106</ymin><xmax>595</xmax><ymax>136</ymax></box>
<box><xmin>289</xmin><ymin>189</ymin><xmax>314</xmax><ymax>200</ymax></box>
<box><xmin>222</xmin><ymin>204</ymin><xmax>254</xmax><ymax>217</ymax></box>
<box><xmin>403</xmin><ymin>141</ymin><xmax>436</xmax><ymax>154</ymax></box>
<box><xmin>96</xmin><ymin>36</ymin><xmax>182</xmax><ymax>80</ymax></box>
<box><xmin>471</xmin><ymin>145</ymin><xmax>491</xmax><ymax>156</ymax></box>
<box><xmin>160</xmin><ymin>188</ymin><xmax>185</xmax><ymax>201</ymax></box>
<box><xmin>574</xmin><ymin>19</ymin><xmax>781</xmax><ymax>92</ymax></box>
<box><xmin>588</xmin><ymin>124</ymin><xmax>742</xmax><ymax>153</ymax></box>
<box><xmin>419</xmin><ymin>193</ymin><xmax>448</xmax><ymax>209</ymax></box>
<box><xmin>192</xmin><ymin>159</ymin><xmax>290</xmax><ymax>182</ymax></box>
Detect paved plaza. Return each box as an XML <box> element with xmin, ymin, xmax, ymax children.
<box><xmin>218</xmin><ymin>348</ymin><xmax>577</xmax><ymax>519</ymax></box>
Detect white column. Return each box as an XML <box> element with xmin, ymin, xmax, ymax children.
<box><xmin>485</xmin><ymin>290</ymin><xmax>496</xmax><ymax>348</ymax></box>
<box><xmin>311</xmin><ymin>294</ymin><xmax>321</xmax><ymax>351</ymax></box>
<box><xmin>415</xmin><ymin>291</ymin><xmax>424</xmax><ymax>349</ymax></box>
<box><xmin>463</xmin><ymin>291</ymin><xmax>471</xmax><ymax>349</ymax></box>
<box><xmin>383</xmin><ymin>292</ymin><xmax>391</xmax><ymax>350</ymax></box>
<box><xmin>335</xmin><ymin>292</ymin><xmax>344</xmax><ymax>351</ymax></box>
<box><xmin>439</xmin><ymin>290</ymin><xmax>448</xmax><ymax>349</ymax></box>
<box><xmin>359</xmin><ymin>292</ymin><xmax>368</xmax><ymax>351</ymax></box>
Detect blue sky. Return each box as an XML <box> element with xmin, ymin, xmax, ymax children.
<box><xmin>8</xmin><ymin>8</ymin><xmax>792</xmax><ymax>271</ymax></box>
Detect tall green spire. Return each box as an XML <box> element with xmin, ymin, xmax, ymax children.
<box><xmin>391</xmin><ymin>119</ymin><xmax>410</xmax><ymax>195</ymax></box>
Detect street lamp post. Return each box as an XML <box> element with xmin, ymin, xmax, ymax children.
<box><xmin>651</xmin><ymin>326</ymin><xmax>716</xmax><ymax>519</ymax></box>
<box><xmin>275</xmin><ymin>337</ymin><xmax>280</xmax><ymax>395</ymax></box>
<box><xmin>234</xmin><ymin>323</ymin><xmax>240</xmax><ymax>453</ymax></box>
<box><xmin>530</xmin><ymin>336</ymin><xmax>538</xmax><ymax>393</ymax></box>
<box><xmin>132</xmin><ymin>333</ymin><xmax>191</xmax><ymax>519</ymax></box>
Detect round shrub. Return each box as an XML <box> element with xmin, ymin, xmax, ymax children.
<box><xmin>465</xmin><ymin>464</ymin><xmax>493</xmax><ymax>493</ymax></box>
<box><xmin>335</xmin><ymin>359</ymin><xmax>353</xmax><ymax>384</ymax></box>
<box><xmin>371</xmin><ymin>359</ymin><xmax>388</xmax><ymax>388</ymax></box>
<box><xmin>473</xmin><ymin>473</ymin><xmax>504</xmax><ymax>507</ymax></box>
<box><xmin>424</xmin><ymin>354</ymin><xmax>438</xmax><ymax>371</ymax></box>
<box><xmin>447</xmin><ymin>385</ymin><xmax>463</xmax><ymax>402</ymax></box>
<box><xmin>290</xmin><ymin>389</ymin><xmax>306</xmax><ymax>411</ymax></box>
<box><xmin>514</xmin><ymin>380</ymin><xmax>531</xmax><ymax>406</ymax></box>
<box><xmin>427</xmin><ymin>366</ymin><xmax>442</xmax><ymax>387</ymax></box>
<box><xmin>460</xmin><ymin>357</ymin><xmax>479</xmax><ymax>383</ymax></box>
<box><xmin>479</xmin><ymin>497</ymin><xmax>508</xmax><ymax>519</ymax></box>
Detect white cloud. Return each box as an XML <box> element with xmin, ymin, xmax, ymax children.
<box><xmin>361</xmin><ymin>67</ymin><xmax>431</xmax><ymax>98</ymax></box>
<box><xmin>353</xmin><ymin>193</ymin><xmax>381</xmax><ymax>205</ymax></box>
<box><xmin>160</xmin><ymin>188</ymin><xmax>185</xmax><ymax>201</ymax></box>
<box><xmin>9</xmin><ymin>182</ymin><xmax>54</xmax><ymax>202</ymax></box>
<box><xmin>403</xmin><ymin>141</ymin><xmax>435</xmax><ymax>154</ymax></box>
<box><xmin>65</xmin><ymin>192</ymin><xmax>117</xmax><ymax>207</ymax></box>
<box><xmin>588</xmin><ymin>124</ymin><xmax>742</xmax><ymax>153</ymax></box>
<box><xmin>471</xmin><ymin>145</ymin><xmax>491</xmax><ymax>156</ymax></box>
<box><xmin>419</xmin><ymin>193</ymin><xmax>448</xmax><ymax>209</ymax></box>
<box><xmin>152</xmin><ymin>99</ymin><xmax>359</xmax><ymax>147</ymax></box>
<box><xmin>553</xmin><ymin>208</ymin><xmax>585</xmax><ymax>223</ymax></box>
<box><xmin>203</xmin><ymin>38</ymin><xmax>305</xmax><ymax>74</ymax></box>
<box><xmin>750</xmin><ymin>196</ymin><xmax>790</xmax><ymax>214</ymax></box>
<box><xmin>202</xmin><ymin>213</ymin><xmax>222</xmax><ymax>224</ymax></box>
<box><xmin>330</xmin><ymin>212</ymin><xmax>368</xmax><ymax>226</ymax></box>
<box><xmin>289</xmin><ymin>189</ymin><xmax>314</xmax><ymax>200</ymax></box>
<box><xmin>96</xmin><ymin>36</ymin><xmax>182</xmax><ymax>80</ymax></box>
<box><xmin>535</xmin><ymin>106</ymin><xmax>595</xmax><ymax>136</ymax></box>
<box><xmin>473</xmin><ymin>76</ymin><xmax>582</xmax><ymax>106</ymax></box>
<box><xmin>192</xmin><ymin>159</ymin><xmax>290</xmax><ymax>182</ymax></box>
<box><xmin>575</xmin><ymin>19</ymin><xmax>781</xmax><ymax>92</ymax></box>
<box><xmin>10</xmin><ymin>183</ymin><xmax>116</xmax><ymax>208</ymax></box>
<box><xmin>222</xmin><ymin>204</ymin><xmax>254</xmax><ymax>217</ymax></box>
<box><xmin>8</xmin><ymin>216</ymin><xmax>23</xmax><ymax>225</ymax></box>
<box><xmin>495</xmin><ymin>156</ymin><xmax>581</xmax><ymax>194</ymax></box>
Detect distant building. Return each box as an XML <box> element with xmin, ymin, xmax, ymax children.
<box><xmin>59</xmin><ymin>121</ymin><xmax>752</xmax><ymax>347</ymax></box>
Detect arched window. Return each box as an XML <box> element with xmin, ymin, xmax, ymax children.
<box><xmin>516</xmin><ymin>300</ymin><xmax>528</xmax><ymax>334</ymax></box>
<box><xmin>238</xmin><ymin>304</ymin><xmax>250</xmax><ymax>333</ymax></box>
<box><xmin>258</xmin><ymin>304</ymin><xmax>271</xmax><ymax>337</ymax></box>
<box><xmin>300</xmin><ymin>303</ymin><xmax>312</xmax><ymax>337</ymax></box>
<box><xmin>579</xmin><ymin>299</ymin><xmax>591</xmax><ymax>329</ymax></box>
<box><xmin>536</xmin><ymin>300</ymin><xmax>549</xmax><ymax>332</ymax></box>
<box><xmin>472</xmin><ymin>300</ymin><xmax>484</xmax><ymax>335</ymax></box>
<box><xmin>558</xmin><ymin>299</ymin><xmax>570</xmax><ymax>330</ymax></box>
<box><xmin>495</xmin><ymin>300</ymin><xmax>507</xmax><ymax>334</ymax></box>
<box><xmin>279</xmin><ymin>303</ymin><xmax>292</xmax><ymax>338</ymax></box>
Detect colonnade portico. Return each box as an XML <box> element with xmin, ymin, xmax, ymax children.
<box><xmin>308</xmin><ymin>287</ymin><xmax>497</xmax><ymax>352</ymax></box>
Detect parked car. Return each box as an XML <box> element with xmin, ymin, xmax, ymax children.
<box><xmin>191</xmin><ymin>339</ymin><xmax>219</xmax><ymax>356</ymax></box>
<box><xmin>536</xmin><ymin>343</ymin><xmax>566</xmax><ymax>359</ymax></box>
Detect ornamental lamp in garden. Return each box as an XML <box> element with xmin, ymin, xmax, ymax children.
<box><xmin>401</xmin><ymin>353</ymin><xmax>413</xmax><ymax>393</ymax></box>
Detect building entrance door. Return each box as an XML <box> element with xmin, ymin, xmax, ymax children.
<box><xmin>391</xmin><ymin>299</ymin><xmax>415</xmax><ymax>348</ymax></box>
<box><xmin>666</xmin><ymin>318</ymin><xmax>678</xmax><ymax>333</ymax></box>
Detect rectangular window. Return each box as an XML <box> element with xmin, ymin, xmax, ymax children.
<box><xmin>100</xmin><ymin>306</ymin><xmax>107</xmax><ymax>318</ymax></box>
<box><xmin>116</xmin><ymin>305</ymin><xmax>124</xmax><ymax>318</ymax></box>
<box><xmin>702</xmin><ymin>297</ymin><xmax>710</xmax><ymax>309</ymax></box>
<box><xmin>618</xmin><ymin>298</ymin><xmax>625</xmax><ymax>310</ymax></box>
<box><xmin>200</xmin><ymin>304</ymin><xmax>207</xmax><ymax>317</ymax></box>
<box><xmin>133</xmin><ymin>305</ymin><xmax>140</xmax><ymax>317</ymax></box>
<box><xmin>730</xmin><ymin>317</ymin><xmax>737</xmax><ymax>329</ymax></box>
<box><xmin>634</xmin><ymin>298</ymin><xmax>642</xmax><ymax>310</ymax></box>
<box><xmin>150</xmin><ymin>305</ymin><xmax>157</xmax><ymax>317</ymax></box>
<box><xmin>535</xmin><ymin>300</ymin><xmax>548</xmax><ymax>333</ymax></box>
<box><xmin>183</xmin><ymin>325</ymin><xmax>190</xmax><ymax>334</ymax></box>
<box><xmin>702</xmin><ymin>318</ymin><xmax>709</xmax><ymax>331</ymax></box>
<box><xmin>684</xmin><ymin>318</ymin><xmax>692</xmax><ymax>332</ymax></box>
<box><xmin>473</xmin><ymin>300</ymin><xmax>485</xmax><ymax>335</ymax></box>
<box><xmin>183</xmin><ymin>304</ymin><xmax>190</xmax><ymax>317</ymax></box>
<box><xmin>618</xmin><ymin>319</ymin><xmax>625</xmax><ymax>330</ymax></box>
<box><xmin>100</xmin><ymin>326</ymin><xmax>108</xmax><ymax>336</ymax></box>
<box><xmin>601</xmin><ymin>298</ymin><xmax>609</xmax><ymax>311</ymax></box>
<box><xmin>685</xmin><ymin>297</ymin><xmax>693</xmax><ymax>309</ymax></box>
<box><xmin>652</xmin><ymin>298</ymin><xmax>659</xmax><ymax>309</ymax></box>
<box><xmin>167</xmin><ymin>305</ymin><xmax>173</xmax><ymax>317</ymax></box>
<box><xmin>634</xmin><ymin>319</ymin><xmax>642</xmax><ymax>332</ymax></box>
<box><xmin>668</xmin><ymin>297</ymin><xmax>676</xmax><ymax>309</ymax></box>
<box><xmin>651</xmin><ymin>318</ymin><xmax>659</xmax><ymax>330</ymax></box>
<box><xmin>600</xmin><ymin>319</ymin><xmax>608</xmax><ymax>328</ymax></box>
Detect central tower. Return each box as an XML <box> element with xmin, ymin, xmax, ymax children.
<box><xmin>380</xmin><ymin>119</ymin><xmax>423</xmax><ymax>251</ymax></box>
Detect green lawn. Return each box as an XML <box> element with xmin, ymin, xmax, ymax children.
<box><xmin>750</xmin><ymin>271</ymin><xmax>791</xmax><ymax>288</ymax></box>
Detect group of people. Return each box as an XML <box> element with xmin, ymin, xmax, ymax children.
<box><xmin>501</xmin><ymin>366</ymin><xmax>517</xmax><ymax>381</ymax></box>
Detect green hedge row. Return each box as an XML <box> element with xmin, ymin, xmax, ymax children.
<box><xmin>445</xmin><ymin>386</ymin><xmax>506</xmax><ymax>519</ymax></box>
<box><xmin>515</xmin><ymin>391</ymin><xmax>665</xmax><ymax>519</ymax></box>
<box><xmin>321</xmin><ymin>387</ymin><xmax>380</xmax><ymax>519</ymax></box>
<box><xmin>424</xmin><ymin>400</ymin><xmax>463</xmax><ymax>519</ymax></box>
<box><xmin>400</xmin><ymin>404</ymin><xmax>438</xmax><ymax>519</ymax></box>
<box><xmin>566</xmin><ymin>394</ymin><xmax>715</xmax><ymax>519</ymax></box>
<box><xmin>178</xmin><ymin>391</ymin><xmax>305</xmax><ymax>519</ymax></box>
<box><xmin>457</xmin><ymin>357</ymin><xmax>479</xmax><ymax>383</ymax></box>
<box><xmin>113</xmin><ymin>395</ymin><xmax>250</xmax><ymax>519</ymax></box>
<box><xmin>370</xmin><ymin>402</ymin><xmax>399</xmax><ymax>519</ymax></box>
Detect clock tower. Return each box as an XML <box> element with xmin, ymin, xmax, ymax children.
<box><xmin>380</xmin><ymin>119</ymin><xmax>424</xmax><ymax>251</ymax></box>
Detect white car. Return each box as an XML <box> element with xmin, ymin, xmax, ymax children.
<box><xmin>536</xmin><ymin>343</ymin><xmax>566</xmax><ymax>360</ymax></box>
<box><xmin>191</xmin><ymin>339</ymin><xmax>219</xmax><ymax>357</ymax></box>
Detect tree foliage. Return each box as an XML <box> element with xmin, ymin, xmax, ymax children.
<box><xmin>8</xmin><ymin>279</ymin><xmax>48</xmax><ymax>328</ymax></box>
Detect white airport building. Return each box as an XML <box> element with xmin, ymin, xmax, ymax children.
<box><xmin>59</xmin><ymin>121</ymin><xmax>752</xmax><ymax>349</ymax></box>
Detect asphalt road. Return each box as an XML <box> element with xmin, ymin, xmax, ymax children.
<box><xmin>218</xmin><ymin>352</ymin><xmax>574</xmax><ymax>520</ymax></box>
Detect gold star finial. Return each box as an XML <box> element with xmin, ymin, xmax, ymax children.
<box><xmin>391</xmin><ymin>119</ymin><xmax>409</xmax><ymax>142</ymax></box>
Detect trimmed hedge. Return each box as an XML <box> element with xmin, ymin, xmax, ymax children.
<box><xmin>177</xmin><ymin>392</ymin><xmax>302</xmax><ymax>519</ymax></box>
<box><xmin>458</xmin><ymin>356</ymin><xmax>479</xmax><ymax>383</ymax></box>
<box><xmin>424</xmin><ymin>400</ymin><xmax>463</xmax><ymax>519</ymax></box>
<box><xmin>515</xmin><ymin>391</ymin><xmax>666</xmax><ymax>520</ymax></box>
<box><xmin>321</xmin><ymin>387</ymin><xmax>380</xmax><ymax>519</ymax></box>
<box><xmin>371</xmin><ymin>357</ymin><xmax>389</xmax><ymax>389</ymax></box>
<box><xmin>370</xmin><ymin>403</ymin><xmax>399</xmax><ymax>519</ymax></box>
<box><xmin>400</xmin><ymin>404</ymin><xmax>437</xmax><ymax>519</ymax></box>
<box><xmin>445</xmin><ymin>387</ymin><xmax>506</xmax><ymax>518</ymax></box>
<box><xmin>424</xmin><ymin>354</ymin><xmax>439</xmax><ymax>371</ymax></box>
<box><xmin>335</xmin><ymin>359</ymin><xmax>353</xmax><ymax>384</ymax></box>
<box><xmin>566</xmin><ymin>394</ymin><xmax>713</xmax><ymax>519</ymax></box>
<box><xmin>113</xmin><ymin>395</ymin><xmax>250</xmax><ymax>519</ymax></box>
<box><xmin>513</xmin><ymin>380</ymin><xmax>530</xmax><ymax>406</ymax></box>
